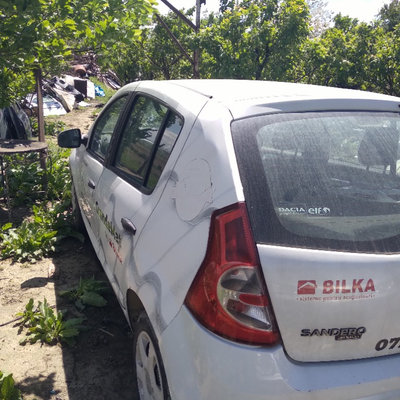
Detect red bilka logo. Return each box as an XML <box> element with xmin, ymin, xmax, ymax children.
<box><xmin>298</xmin><ymin>280</ymin><xmax>317</xmax><ymax>295</ymax></box>
<box><xmin>297</xmin><ymin>279</ymin><xmax>375</xmax><ymax>295</ymax></box>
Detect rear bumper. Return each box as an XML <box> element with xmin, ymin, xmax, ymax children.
<box><xmin>161</xmin><ymin>306</ymin><xmax>400</xmax><ymax>400</ymax></box>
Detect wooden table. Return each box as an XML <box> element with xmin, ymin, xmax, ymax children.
<box><xmin>0</xmin><ymin>139</ymin><xmax>48</xmax><ymax>154</ymax></box>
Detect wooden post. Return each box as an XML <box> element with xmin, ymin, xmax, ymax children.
<box><xmin>195</xmin><ymin>0</ymin><xmax>201</xmax><ymax>32</ymax></box>
<box><xmin>193</xmin><ymin>0</ymin><xmax>202</xmax><ymax>78</ymax></box>
<box><xmin>155</xmin><ymin>13</ymin><xmax>195</xmax><ymax>65</ymax></box>
<box><xmin>158</xmin><ymin>0</ymin><xmax>202</xmax><ymax>78</ymax></box>
<box><xmin>34</xmin><ymin>68</ymin><xmax>47</xmax><ymax>182</ymax></box>
<box><xmin>35</xmin><ymin>68</ymin><xmax>45</xmax><ymax>143</ymax></box>
<box><xmin>158</xmin><ymin>0</ymin><xmax>197</xmax><ymax>30</ymax></box>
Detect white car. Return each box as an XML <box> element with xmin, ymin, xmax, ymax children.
<box><xmin>59</xmin><ymin>80</ymin><xmax>400</xmax><ymax>400</ymax></box>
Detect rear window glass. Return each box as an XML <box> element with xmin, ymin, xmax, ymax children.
<box><xmin>113</xmin><ymin>95</ymin><xmax>183</xmax><ymax>192</ymax></box>
<box><xmin>232</xmin><ymin>112</ymin><xmax>400</xmax><ymax>251</ymax></box>
<box><xmin>146</xmin><ymin>113</ymin><xmax>183</xmax><ymax>190</ymax></box>
<box><xmin>115</xmin><ymin>96</ymin><xmax>168</xmax><ymax>183</ymax></box>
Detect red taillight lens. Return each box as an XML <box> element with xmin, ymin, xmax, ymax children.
<box><xmin>185</xmin><ymin>202</ymin><xmax>280</xmax><ymax>345</ymax></box>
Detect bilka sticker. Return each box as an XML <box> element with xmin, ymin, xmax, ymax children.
<box><xmin>296</xmin><ymin>278</ymin><xmax>376</xmax><ymax>302</ymax></box>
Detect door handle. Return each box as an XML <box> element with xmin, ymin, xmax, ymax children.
<box><xmin>88</xmin><ymin>179</ymin><xmax>96</xmax><ymax>189</ymax></box>
<box><xmin>121</xmin><ymin>217</ymin><xmax>137</xmax><ymax>235</ymax></box>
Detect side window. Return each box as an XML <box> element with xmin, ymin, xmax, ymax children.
<box><xmin>147</xmin><ymin>112</ymin><xmax>183</xmax><ymax>190</ymax></box>
<box><xmin>89</xmin><ymin>95</ymin><xmax>127</xmax><ymax>160</ymax></box>
<box><xmin>114</xmin><ymin>95</ymin><xmax>183</xmax><ymax>191</ymax></box>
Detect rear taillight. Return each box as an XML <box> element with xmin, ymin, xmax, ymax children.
<box><xmin>185</xmin><ymin>202</ymin><xmax>280</xmax><ymax>345</ymax></box>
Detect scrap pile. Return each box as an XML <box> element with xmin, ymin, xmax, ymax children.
<box><xmin>0</xmin><ymin>57</ymin><xmax>121</xmax><ymax>139</ymax></box>
<box><xmin>0</xmin><ymin>75</ymin><xmax>101</xmax><ymax>140</ymax></box>
<box><xmin>71</xmin><ymin>53</ymin><xmax>121</xmax><ymax>90</ymax></box>
<box><xmin>24</xmin><ymin>74</ymin><xmax>102</xmax><ymax>117</ymax></box>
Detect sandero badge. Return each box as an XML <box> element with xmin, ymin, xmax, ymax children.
<box><xmin>301</xmin><ymin>327</ymin><xmax>367</xmax><ymax>341</ymax></box>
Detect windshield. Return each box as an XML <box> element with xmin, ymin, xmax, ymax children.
<box><xmin>232</xmin><ymin>112</ymin><xmax>400</xmax><ymax>250</ymax></box>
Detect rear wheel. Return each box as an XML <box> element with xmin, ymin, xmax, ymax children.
<box><xmin>133</xmin><ymin>314</ymin><xmax>170</xmax><ymax>400</ymax></box>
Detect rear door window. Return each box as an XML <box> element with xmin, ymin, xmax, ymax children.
<box><xmin>232</xmin><ymin>112</ymin><xmax>400</xmax><ymax>252</ymax></box>
<box><xmin>146</xmin><ymin>112</ymin><xmax>183</xmax><ymax>190</ymax></box>
<box><xmin>113</xmin><ymin>95</ymin><xmax>183</xmax><ymax>192</ymax></box>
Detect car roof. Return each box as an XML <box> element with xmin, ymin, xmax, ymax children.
<box><xmin>123</xmin><ymin>80</ymin><xmax>400</xmax><ymax>118</ymax></box>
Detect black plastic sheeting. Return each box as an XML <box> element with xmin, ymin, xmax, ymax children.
<box><xmin>0</xmin><ymin>103</ymin><xmax>32</xmax><ymax>140</ymax></box>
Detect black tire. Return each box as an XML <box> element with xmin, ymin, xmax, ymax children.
<box><xmin>132</xmin><ymin>313</ymin><xmax>170</xmax><ymax>400</ymax></box>
<box><xmin>71</xmin><ymin>182</ymin><xmax>85</xmax><ymax>231</ymax></box>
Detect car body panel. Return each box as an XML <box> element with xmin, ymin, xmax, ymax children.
<box><xmin>69</xmin><ymin>91</ymin><xmax>134</xmax><ymax>251</ymax></box>
<box><xmin>258</xmin><ymin>245</ymin><xmax>400</xmax><ymax>362</ymax></box>
<box><xmin>76</xmin><ymin>81</ymin><xmax>220</xmax><ymax>329</ymax></box>
<box><xmin>129</xmin><ymin>101</ymin><xmax>244</xmax><ymax>330</ymax></box>
<box><xmin>70</xmin><ymin>147</ymin><xmax>104</xmax><ymax>251</ymax></box>
<box><xmin>162</xmin><ymin>306</ymin><xmax>400</xmax><ymax>400</ymax></box>
<box><xmin>169</xmin><ymin>79</ymin><xmax>400</xmax><ymax>118</ymax></box>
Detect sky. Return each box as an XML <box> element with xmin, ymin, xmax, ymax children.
<box><xmin>157</xmin><ymin>0</ymin><xmax>389</xmax><ymax>22</ymax></box>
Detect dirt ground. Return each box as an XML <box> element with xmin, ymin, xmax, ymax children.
<box><xmin>47</xmin><ymin>102</ymin><xmax>103</xmax><ymax>132</ymax></box>
<box><xmin>0</xmin><ymin>103</ymin><xmax>138</xmax><ymax>400</ymax></box>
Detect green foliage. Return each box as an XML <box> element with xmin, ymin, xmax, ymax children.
<box><xmin>46</xmin><ymin>144</ymin><xmax>72</xmax><ymax>201</ymax></box>
<box><xmin>294</xmin><ymin>6</ymin><xmax>400</xmax><ymax>97</ymax></box>
<box><xmin>0</xmin><ymin>205</ymin><xmax>57</xmax><ymax>262</ymax></box>
<box><xmin>295</xmin><ymin>16</ymin><xmax>370</xmax><ymax>88</ymax></box>
<box><xmin>17</xmin><ymin>298</ymin><xmax>86</xmax><ymax>346</ymax></box>
<box><xmin>111</xmin><ymin>10</ymin><xmax>195</xmax><ymax>83</ymax></box>
<box><xmin>0</xmin><ymin>371</ymin><xmax>22</xmax><ymax>400</ymax></box>
<box><xmin>103</xmin><ymin>0</ymin><xmax>400</xmax><ymax>93</ymax></box>
<box><xmin>46</xmin><ymin>120</ymin><xmax>66</xmax><ymax>137</ymax></box>
<box><xmin>378</xmin><ymin>0</ymin><xmax>400</xmax><ymax>32</ymax></box>
<box><xmin>199</xmin><ymin>0</ymin><xmax>310</xmax><ymax>80</ymax></box>
<box><xmin>3</xmin><ymin>142</ymin><xmax>70</xmax><ymax>206</ymax></box>
<box><xmin>4</xmin><ymin>153</ymin><xmax>45</xmax><ymax>206</ymax></box>
<box><xmin>1</xmin><ymin>0</ymin><xmax>400</xmax><ymax>105</ymax></box>
<box><xmin>16</xmin><ymin>298</ymin><xmax>37</xmax><ymax>327</ymax></box>
<box><xmin>0</xmin><ymin>200</ymin><xmax>84</xmax><ymax>262</ymax></box>
<box><xmin>0</xmin><ymin>123</ymin><xmax>84</xmax><ymax>263</ymax></box>
<box><xmin>61</xmin><ymin>277</ymin><xmax>108</xmax><ymax>310</ymax></box>
<box><xmin>0</xmin><ymin>0</ymin><xmax>155</xmax><ymax>107</ymax></box>
<box><xmin>369</xmin><ymin>25</ymin><xmax>400</xmax><ymax>96</ymax></box>
<box><xmin>0</xmin><ymin>67</ymin><xmax>35</xmax><ymax>109</ymax></box>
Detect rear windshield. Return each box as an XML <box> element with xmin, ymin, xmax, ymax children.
<box><xmin>232</xmin><ymin>112</ymin><xmax>400</xmax><ymax>252</ymax></box>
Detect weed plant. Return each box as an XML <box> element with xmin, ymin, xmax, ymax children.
<box><xmin>46</xmin><ymin>143</ymin><xmax>72</xmax><ymax>201</ymax></box>
<box><xmin>3</xmin><ymin>142</ymin><xmax>71</xmax><ymax>206</ymax></box>
<box><xmin>17</xmin><ymin>298</ymin><xmax>86</xmax><ymax>346</ymax></box>
<box><xmin>3</xmin><ymin>152</ymin><xmax>45</xmax><ymax>206</ymax></box>
<box><xmin>30</xmin><ymin>119</ymin><xmax>66</xmax><ymax>137</ymax></box>
<box><xmin>0</xmin><ymin>201</ymin><xmax>84</xmax><ymax>262</ymax></box>
<box><xmin>0</xmin><ymin>371</ymin><xmax>22</xmax><ymax>400</ymax></box>
<box><xmin>0</xmin><ymin>142</ymin><xmax>84</xmax><ymax>262</ymax></box>
<box><xmin>61</xmin><ymin>277</ymin><xmax>108</xmax><ymax>310</ymax></box>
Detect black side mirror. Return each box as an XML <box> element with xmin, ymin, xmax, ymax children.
<box><xmin>58</xmin><ymin>128</ymin><xmax>87</xmax><ymax>148</ymax></box>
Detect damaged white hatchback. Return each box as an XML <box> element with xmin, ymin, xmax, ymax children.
<box><xmin>58</xmin><ymin>80</ymin><xmax>400</xmax><ymax>400</ymax></box>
